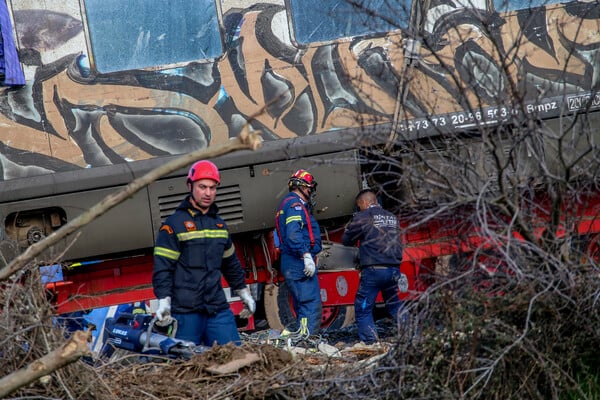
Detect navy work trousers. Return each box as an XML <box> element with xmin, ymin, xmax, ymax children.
<box><xmin>286</xmin><ymin>275</ymin><xmax>322</xmax><ymax>335</ymax></box>
<box><xmin>172</xmin><ymin>308</ymin><xmax>241</xmax><ymax>346</ymax></box>
<box><xmin>355</xmin><ymin>266</ymin><xmax>403</xmax><ymax>344</ymax></box>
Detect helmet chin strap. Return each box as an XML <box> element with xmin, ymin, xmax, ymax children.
<box><xmin>187</xmin><ymin>183</ymin><xmax>196</xmax><ymax>204</ymax></box>
<box><xmin>308</xmin><ymin>191</ymin><xmax>317</xmax><ymax>212</ymax></box>
<box><xmin>188</xmin><ymin>184</ymin><xmax>206</xmax><ymax>212</ymax></box>
<box><xmin>297</xmin><ymin>186</ymin><xmax>309</xmax><ymax>201</ymax></box>
<box><xmin>298</xmin><ymin>186</ymin><xmax>316</xmax><ymax>211</ymax></box>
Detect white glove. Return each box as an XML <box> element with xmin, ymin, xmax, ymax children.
<box><xmin>155</xmin><ymin>297</ymin><xmax>172</xmax><ymax>324</ymax></box>
<box><xmin>236</xmin><ymin>287</ymin><xmax>256</xmax><ymax>319</ymax></box>
<box><xmin>397</xmin><ymin>272</ymin><xmax>409</xmax><ymax>293</ymax></box>
<box><xmin>303</xmin><ymin>253</ymin><xmax>316</xmax><ymax>277</ymax></box>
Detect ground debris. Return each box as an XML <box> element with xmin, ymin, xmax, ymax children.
<box><xmin>205</xmin><ymin>351</ymin><xmax>261</xmax><ymax>375</ymax></box>
<box><xmin>92</xmin><ymin>334</ymin><xmax>396</xmax><ymax>399</ymax></box>
<box><xmin>4</xmin><ymin>263</ymin><xmax>596</xmax><ymax>399</ymax></box>
<box><xmin>94</xmin><ymin>342</ymin><xmax>299</xmax><ymax>399</ymax></box>
<box><xmin>341</xmin><ymin>341</ymin><xmax>389</xmax><ymax>359</ymax></box>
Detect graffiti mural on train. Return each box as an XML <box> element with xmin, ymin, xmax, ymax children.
<box><xmin>1</xmin><ymin>0</ymin><xmax>599</xmax><ymax>181</ymax></box>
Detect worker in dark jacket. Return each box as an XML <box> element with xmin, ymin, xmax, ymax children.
<box><xmin>342</xmin><ymin>189</ymin><xmax>404</xmax><ymax>344</ymax></box>
<box><xmin>152</xmin><ymin>160</ymin><xmax>255</xmax><ymax>346</ymax></box>
<box><xmin>275</xmin><ymin>169</ymin><xmax>323</xmax><ymax>334</ymax></box>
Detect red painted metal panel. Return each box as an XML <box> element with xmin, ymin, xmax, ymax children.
<box><xmin>46</xmin><ymin>190</ymin><xmax>600</xmax><ymax>317</ymax></box>
<box><xmin>318</xmin><ymin>270</ymin><xmax>360</xmax><ymax>306</ymax></box>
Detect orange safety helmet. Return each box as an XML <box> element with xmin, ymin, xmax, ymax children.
<box><xmin>187</xmin><ymin>160</ymin><xmax>220</xmax><ymax>184</ymax></box>
<box><xmin>288</xmin><ymin>169</ymin><xmax>317</xmax><ymax>191</ymax></box>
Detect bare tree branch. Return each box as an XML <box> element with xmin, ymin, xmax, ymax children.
<box><xmin>0</xmin><ymin>330</ymin><xmax>92</xmax><ymax>398</ymax></box>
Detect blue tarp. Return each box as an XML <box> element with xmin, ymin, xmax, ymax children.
<box><xmin>0</xmin><ymin>0</ymin><xmax>25</xmax><ymax>86</ymax></box>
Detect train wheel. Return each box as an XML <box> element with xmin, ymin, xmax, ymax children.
<box><xmin>263</xmin><ymin>282</ymin><xmax>355</xmax><ymax>332</ymax></box>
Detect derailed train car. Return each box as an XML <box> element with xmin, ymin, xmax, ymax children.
<box><xmin>0</xmin><ymin>0</ymin><xmax>599</xmax><ymax>330</ymax></box>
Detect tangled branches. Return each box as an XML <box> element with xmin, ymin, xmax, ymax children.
<box><xmin>392</xmin><ymin>240</ymin><xmax>600</xmax><ymax>400</ymax></box>
<box><xmin>1</xmin><ymin>239</ymin><xmax>598</xmax><ymax>399</ymax></box>
<box><xmin>0</xmin><ymin>266</ymin><xmax>108</xmax><ymax>399</ymax></box>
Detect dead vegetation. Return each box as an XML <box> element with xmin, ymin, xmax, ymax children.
<box><xmin>1</xmin><ymin>248</ymin><xmax>598</xmax><ymax>399</ymax></box>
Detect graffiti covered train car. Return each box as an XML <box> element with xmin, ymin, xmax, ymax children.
<box><xmin>0</xmin><ymin>0</ymin><xmax>599</xmax><ymax>329</ymax></box>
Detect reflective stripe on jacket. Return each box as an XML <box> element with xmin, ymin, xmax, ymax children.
<box><xmin>152</xmin><ymin>196</ymin><xmax>246</xmax><ymax>314</ymax></box>
<box><xmin>276</xmin><ymin>192</ymin><xmax>322</xmax><ymax>280</ymax></box>
<box><xmin>276</xmin><ymin>192</ymin><xmax>322</xmax><ymax>259</ymax></box>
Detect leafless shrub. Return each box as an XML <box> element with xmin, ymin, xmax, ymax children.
<box><xmin>0</xmin><ymin>266</ymin><xmax>113</xmax><ymax>399</ymax></box>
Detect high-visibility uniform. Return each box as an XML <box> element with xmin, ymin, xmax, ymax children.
<box><xmin>153</xmin><ymin>196</ymin><xmax>246</xmax><ymax>345</ymax></box>
<box><xmin>276</xmin><ymin>192</ymin><xmax>323</xmax><ymax>334</ymax></box>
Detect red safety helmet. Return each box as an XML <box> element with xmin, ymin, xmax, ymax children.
<box><xmin>288</xmin><ymin>169</ymin><xmax>317</xmax><ymax>190</ymax></box>
<box><xmin>187</xmin><ymin>160</ymin><xmax>220</xmax><ymax>184</ymax></box>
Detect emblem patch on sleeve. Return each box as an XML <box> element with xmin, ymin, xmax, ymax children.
<box><xmin>160</xmin><ymin>224</ymin><xmax>174</xmax><ymax>235</ymax></box>
<box><xmin>184</xmin><ymin>221</ymin><xmax>196</xmax><ymax>231</ymax></box>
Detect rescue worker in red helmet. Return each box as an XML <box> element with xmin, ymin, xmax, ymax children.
<box><xmin>152</xmin><ymin>160</ymin><xmax>255</xmax><ymax>346</ymax></box>
<box><xmin>275</xmin><ymin>169</ymin><xmax>323</xmax><ymax>334</ymax></box>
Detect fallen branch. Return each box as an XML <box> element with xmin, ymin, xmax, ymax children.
<box><xmin>0</xmin><ymin>330</ymin><xmax>92</xmax><ymax>398</ymax></box>
<box><xmin>205</xmin><ymin>352</ymin><xmax>261</xmax><ymax>375</ymax></box>
<box><xmin>0</xmin><ymin>129</ymin><xmax>262</xmax><ymax>281</ymax></box>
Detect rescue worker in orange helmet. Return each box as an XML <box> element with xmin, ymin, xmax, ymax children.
<box><xmin>275</xmin><ymin>169</ymin><xmax>323</xmax><ymax>334</ymax></box>
<box><xmin>152</xmin><ymin>160</ymin><xmax>255</xmax><ymax>346</ymax></box>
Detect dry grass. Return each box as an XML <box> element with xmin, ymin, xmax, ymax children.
<box><xmin>1</xmin><ymin>246</ymin><xmax>598</xmax><ymax>400</ymax></box>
